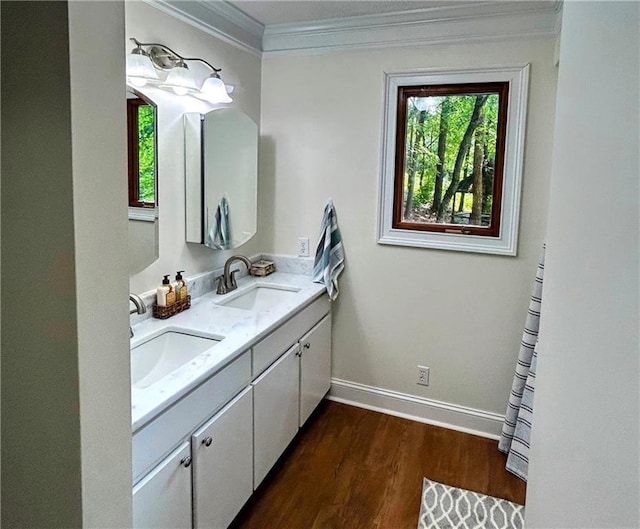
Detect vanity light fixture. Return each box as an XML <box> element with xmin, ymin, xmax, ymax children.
<box><xmin>160</xmin><ymin>58</ymin><xmax>198</xmax><ymax>96</ymax></box>
<box><xmin>126</xmin><ymin>42</ymin><xmax>159</xmax><ymax>87</ymax></box>
<box><xmin>198</xmin><ymin>71</ymin><xmax>232</xmax><ymax>103</ymax></box>
<box><xmin>126</xmin><ymin>37</ymin><xmax>233</xmax><ymax>103</ymax></box>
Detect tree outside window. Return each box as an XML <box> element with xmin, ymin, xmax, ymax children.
<box><xmin>393</xmin><ymin>82</ymin><xmax>508</xmax><ymax>237</ymax></box>
<box><xmin>127</xmin><ymin>97</ymin><xmax>156</xmax><ymax>208</ymax></box>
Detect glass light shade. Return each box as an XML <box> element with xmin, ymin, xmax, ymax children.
<box><xmin>126</xmin><ymin>52</ymin><xmax>158</xmax><ymax>86</ymax></box>
<box><xmin>198</xmin><ymin>75</ymin><xmax>232</xmax><ymax>103</ymax></box>
<box><xmin>160</xmin><ymin>64</ymin><xmax>197</xmax><ymax>96</ymax></box>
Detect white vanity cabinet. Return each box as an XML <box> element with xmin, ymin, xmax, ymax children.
<box><xmin>299</xmin><ymin>313</ymin><xmax>332</xmax><ymax>427</ymax></box>
<box><xmin>133</xmin><ymin>442</ymin><xmax>193</xmax><ymax>529</ymax></box>
<box><xmin>253</xmin><ymin>344</ymin><xmax>301</xmax><ymax>487</ymax></box>
<box><xmin>192</xmin><ymin>386</ymin><xmax>253</xmax><ymax>529</ymax></box>
<box><xmin>132</xmin><ymin>352</ymin><xmax>251</xmax><ymax>529</ymax></box>
<box><xmin>132</xmin><ymin>294</ymin><xmax>332</xmax><ymax>529</ymax></box>
<box><xmin>252</xmin><ymin>297</ymin><xmax>332</xmax><ymax>488</ymax></box>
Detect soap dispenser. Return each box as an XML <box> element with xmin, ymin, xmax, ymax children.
<box><xmin>157</xmin><ymin>275</ymin><xmax>176</xmax><ymax>307</ymax></box>
<box><xmin>174</xmin><ymin>270</ymin><xmax>188</xmax><ymax>302</ymax></box>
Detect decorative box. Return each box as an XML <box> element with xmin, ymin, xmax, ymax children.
<box><xmin>250</xmin><ymin>259</ymin><xmax>276</xmax><ymax>277</ymax></box>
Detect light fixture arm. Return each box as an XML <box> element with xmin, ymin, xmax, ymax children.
<box><xmin>129</xmin><ymin>38</ymin><xmax>222</xmax><ymax>74</ymax></box>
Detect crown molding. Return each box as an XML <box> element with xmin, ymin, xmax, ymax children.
<box><xmin>262</xmin><ymin>1</ymin><xmax>561</xmax><ymax>56</ymax></box>
<box><xmin>145</xmin><ymin>0</ymin><xmax>264</xmax><ymax>56</ymax></box>
<box><xmin>146</xmin><ymin>0</ymin><xmax>562</xmax><ymax>58</ymax></box>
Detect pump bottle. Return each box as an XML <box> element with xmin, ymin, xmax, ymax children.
<box><xmin>157</xmin><ymin>275</ymin><xmax>176</xmax><ymax>307</ymax></box>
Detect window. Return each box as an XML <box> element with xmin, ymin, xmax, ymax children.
<box><xmin>378</xmin><ymin>66</ymin><xmax>529</xmax><ymax>255</ymax></box>
<box><xmin>127</xmin><ymin>96</ymin><xmax>157</xmax><ymax>208</ymax></box>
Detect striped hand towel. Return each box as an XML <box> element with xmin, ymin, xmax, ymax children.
<box><xmin>313</xmin><ymin>199</ymin><xmax>345</xmax><ymax>301</ymax></box>
<box><xmin>207</xmin><ymin>194</ymin><xmax>231</xmax><ymax>250</ymax></box>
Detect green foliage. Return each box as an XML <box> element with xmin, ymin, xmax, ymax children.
<box><xmin>402</xmin><ymin>91</ymin><xmax>500</xmax><ymax>224</ymax></box>
<box><xmin>414</xmin><ymin>182</ymin><xmax>434</xmax><ymax>208</ymax></box>
<box><xmin>138</xmin><ymin>105</ymin><xmax>155</xmax><ymax>203</ymax></box>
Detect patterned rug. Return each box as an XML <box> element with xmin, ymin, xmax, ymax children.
<box><xmin>417</xmin><ymin>478</ymin><xmax>524</xmax><ymax>529</ymax></box>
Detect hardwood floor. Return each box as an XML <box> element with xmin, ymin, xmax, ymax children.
<box><xmin>231</xmin><ymin>401</ymin><xmax>526</xmax><ymax>529</ymax></box>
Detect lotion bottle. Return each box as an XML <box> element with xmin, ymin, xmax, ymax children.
<box><xmin>174</xmin><ymin>270</ymin><xmax>187</xmax><ymax>302</ymax></box>
<box><xmin>157</xmin><ymin>275</ymin><xmax>176</xmax><ymax>307</ymax></box>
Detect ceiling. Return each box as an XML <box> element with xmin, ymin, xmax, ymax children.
<box><xmin>226</xmin><ymin>0</ymin><xmax>466</xmax><ymax>26</ymax></box>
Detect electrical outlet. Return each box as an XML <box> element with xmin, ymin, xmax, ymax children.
<box><xmin>298</xmin><ymin>237</ymin><xmax>310</xmax><ymax>257</ymax></box>
<box><xmin>417</xmin><ymin>366</ymin><xmax>430</xmax><ymax>386</ymax></box>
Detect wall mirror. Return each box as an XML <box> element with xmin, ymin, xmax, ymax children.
<box><xmin>184</xmin><ymin>108</ymin><xmax>258</xmax><ymax>250</ymax></box>
<box><xmin>127</xmin><ymin>87</ymin><xmax>159</xmax><ymax>274</ymax></box>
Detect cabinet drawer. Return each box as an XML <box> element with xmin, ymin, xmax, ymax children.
<box><xmin>253</xmin><ymin>295</ymin><xmax>329</xmax><ymax>377</ymax></box>
<box><xmin>133</xmin><ymin>351</ymin><xmax>251</xmax><ymax>483</ymax></box>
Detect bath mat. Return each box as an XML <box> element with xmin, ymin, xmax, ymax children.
<box><xmin>417</xmin><ymin>478</ymin><xmax>524</xmax><ymax>529</ymax></box>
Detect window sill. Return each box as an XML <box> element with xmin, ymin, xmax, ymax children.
<box><xmin>128</xmin><ymin>207</ymin><xmax>158</xmax><ymax>222</ymax></box>
<box><xmin>377</xmin><ymin>228</ymin><xmax>516</xmax><ymax>256</ymax></box>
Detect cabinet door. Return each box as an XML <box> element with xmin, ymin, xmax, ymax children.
<box><xmin>133</xmin><ymin>442</ymin><xmax>192</xmax><ymax>529</ymax></box>
<box><xmin>252</xmin><ymin>344</ymin><xmax>300</xmax><ymax>488</ymax></box>
<box><xmin>192</xmin><ymin>386</ymin><xmax>253</xmax><ymax>529</ymax></box>
<box><xmin>299</xmin><ymin>314</ymin><xmax>332</xmax><ymax>426</ymax></box>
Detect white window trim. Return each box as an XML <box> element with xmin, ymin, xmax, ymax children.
<box><xmin>377</xmin><ymin>64</ymin><xmax>530</xmax><ymax>256</ymax></box>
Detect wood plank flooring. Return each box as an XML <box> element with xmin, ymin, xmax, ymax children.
<box><xmin>231</xmin><ymin>401</ymin><xmax>526</xmax><ymax>529</ymax></box>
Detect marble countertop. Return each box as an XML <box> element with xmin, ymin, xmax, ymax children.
<box><xmin>130</xmin><ymin>272</ymin><xmax>326</xmax><ymax>432</ymax></box>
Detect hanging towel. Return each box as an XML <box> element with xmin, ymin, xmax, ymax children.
<box><xmin>207</xmin><ymin>194</ymin><xmax>231</xmax><ymax>250</ymax></box>
<box><xmin>498</xmin><ymin>244</ymin><xmax>546</xmax><ymax>481</ymax></box>
<box><xmin>313</xmin><ymin>199</ymin><xmax>345</xmax><ymax>301</ymax></box>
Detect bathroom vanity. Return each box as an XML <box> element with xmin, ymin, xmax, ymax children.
<box><xmin>130</xmin><ymin>272</ymin><xmax>331</xmax><ymax>529</ymax></box>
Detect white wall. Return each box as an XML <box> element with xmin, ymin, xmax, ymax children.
<box><xmin>126</xmin><ymin>2</ymin><xmax>263</xmax><ymax>294</ymax></box>
<box><xmin>526</xmin><ymin>2</ymin><xmax>639</xmax><ymax>527</ymax></box>
<box><xmin>1</xmin><ymin>1</ymin><xmax>131</xmax><ymax>527</ymax></box>
<box><xmin>68</xmin><ymin>2</ymin><xmax>133</xmax><ymax>526</ymax></box>
<box><xmin>260</xmin><ymin>39</ymin><xmax>558</xmax><ymax>417</ymax></box>
<box><xmin>129</xmin><ymin>218</ymin><xmax>159</xmax><ymax>275</ymax></box>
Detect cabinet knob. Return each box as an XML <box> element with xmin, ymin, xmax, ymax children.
<box><xmin>303</xmin><ymin>343</ymin><xmax>311</xmax><ymax>349</ymax></box>
<box><xmin>202</xmin><ymin>436</ymin><xmax>213</xmax><ymax>447</ymax></box>
<box><xmin>180</xmin><ymin>456</ymin><xmax>192</xmax><ymax>468</ymax></box>
<box><xmin>295</xmin><ymin>350</ymin><xmax>302</xmax><ymax>357</ymax></box>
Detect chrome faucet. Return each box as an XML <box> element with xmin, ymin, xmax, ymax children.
<box><xmin>129</xmin><ymin>293</ymin><xmax>147</xmax><ymax>338</ymax></box>
<box><xmin>217</xmin><ymin>255</ymin><xmax>252</xmax><ymax>295</ymax></box>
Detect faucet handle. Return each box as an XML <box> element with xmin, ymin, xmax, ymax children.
<box><xmin>216</xmin><ymin>275</ymin><xmax>228</xmax><ymax>295</ymax></box>
<box><xmin>229</xmin><ymin>269</ymin><xmax>240</xmax><ymax>290</ymax></box>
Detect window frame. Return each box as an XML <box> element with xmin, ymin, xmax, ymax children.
<box><xmin>127</xmin><ymin>96</ymin><xmax>157</xmax><ymax>209</ymax></box>
<box><xmin>393</xmin><ymin>82</ymin><xmax>509</xmax><ymax>237</ymax></box>
<box><xmin>377</xmin><ymin>65</ymin><xmax>529</xmax><ymax>256</ymax></box>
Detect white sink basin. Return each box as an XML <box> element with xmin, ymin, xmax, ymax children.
<box><xmin>217</xmin><ymin>283</ymin><xmax>301</xmax><ymax>312</ymax></box>
<box><xmin>131</xmin><ymin>330</ymin><xmax>223</xmax><ymax>389</ymax></box>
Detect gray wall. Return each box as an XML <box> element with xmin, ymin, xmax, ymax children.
<box><xmin>2</xmin><ymin>3</ymin><xmax>83</xmax><ymax>525</ymax></box>
<box><xmin>1</xmin><ymin>1</ymin><xmax>132</xmax><ymax>527</ymax></box>
<box><xmin>526</xmin><ymin>2</ymin><xmax>640</xmax><ymax>527</ymax></box>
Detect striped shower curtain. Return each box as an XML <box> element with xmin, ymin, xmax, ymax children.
<box><xmin>498</xmin><ymin>245</ymin><xmax>546</xmax><ymax>481</ymax></box>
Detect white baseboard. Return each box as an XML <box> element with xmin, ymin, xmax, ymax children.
<box><xmin>328</xmin><ymin>378</ymin><xmax>505</xmax><ymax>440</ymax></box>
